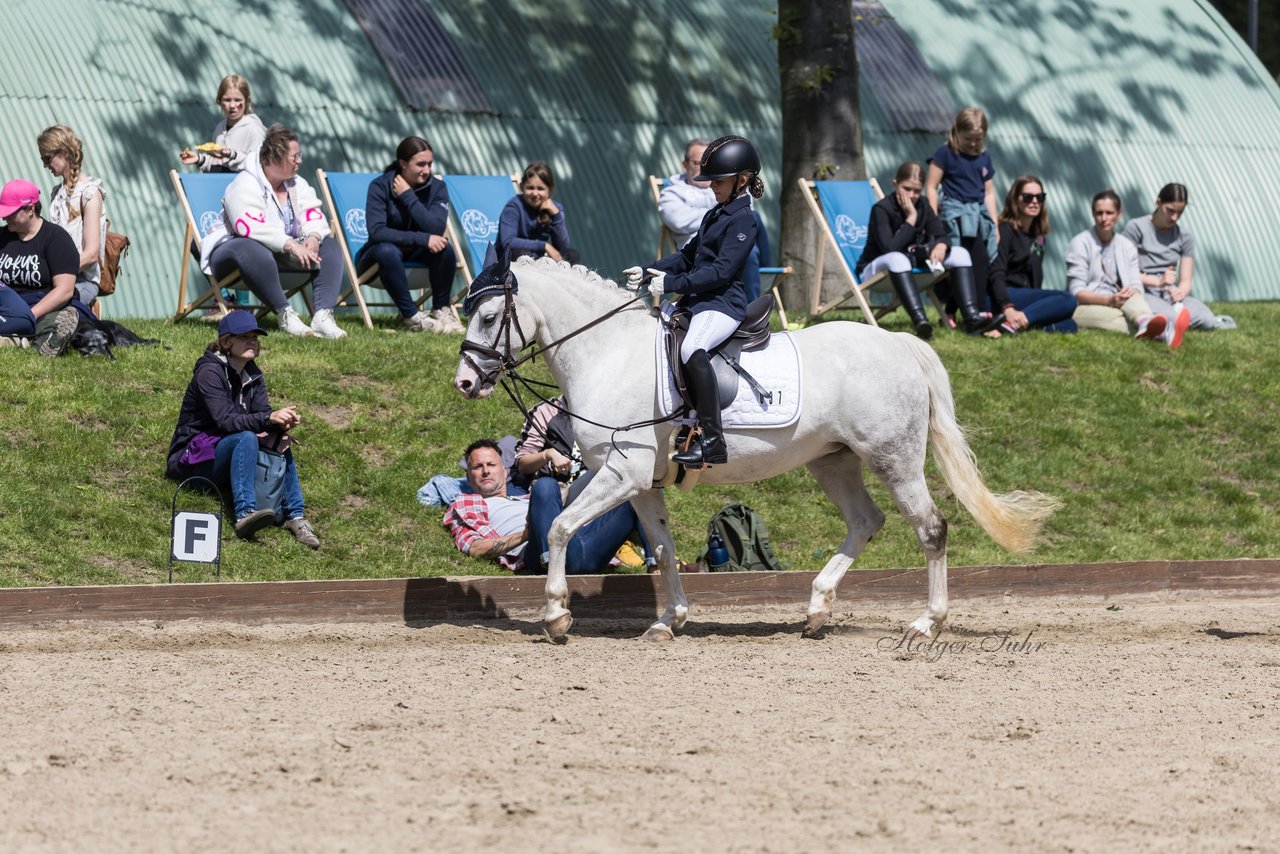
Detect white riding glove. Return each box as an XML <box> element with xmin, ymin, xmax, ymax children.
<box><xmin>623</xmin><ymin>266</ymin><xmax>645</xmax><ymax>289</ymax></box>
<box><xmin>646</xmin><ymin>269</ymin><xmax>666</xmax><ymax>301</ymax></box>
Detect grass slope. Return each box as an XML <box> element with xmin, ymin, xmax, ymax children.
<box><xmin>1</xmin><ymin>303</ymin><xmax>1276</xmax><ymax>587</ymax></box>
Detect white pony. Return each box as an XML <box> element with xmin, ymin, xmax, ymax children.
<box><xmin>454</xmin><ymin>255</ymin><xmax>1058</xmax><ymax>642</ymax></box>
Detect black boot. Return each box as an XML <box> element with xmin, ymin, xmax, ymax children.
<box><xmin>949</xmin><ymin>266</ymin><xmax>1003</xmax><ymax>335</ymax></box>
<box><xmin>888</xmin><ymin>270</ymin><xmax>933</xmax><ymax>340</ymax></box>
<box><xmin>673</xmin><ymin>350</ymin><xmax>727</xmax><ymax>467</ymax></box>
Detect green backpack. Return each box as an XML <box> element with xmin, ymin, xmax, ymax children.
<box><xmin>702</xmin><ymin>502</ymin><xmax>785</xmax><ymax>572</ymax></box>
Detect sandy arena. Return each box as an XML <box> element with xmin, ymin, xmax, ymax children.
<box><xmin>1</xmin><ymin>596</ymin><xmax>1277</xmax><ymax>852</ymax></box>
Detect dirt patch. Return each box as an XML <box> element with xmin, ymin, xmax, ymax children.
<box><xmin>359</xmin><ymin>444</ymin><xmax>387</xmax><ymax>467</ymax></box>
<box><xmin>1</xmin><ymin>598</ymin><xmax>1276</xmax><ymax>851</ymax></box>
<box><xmin>309</xmin><ymin>404</ymin><xmax>353</xmax><ymax>429</ymax></box>
<box><xmin>87</xmin><ymin>555</ymin><xmax>163</xmax><ymax>583</ymax></box>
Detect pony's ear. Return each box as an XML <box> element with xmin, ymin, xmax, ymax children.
<box><xmin>496</xmin><ymin>246</ymin><xmax>512</xmax><ymax>276</ymax></box>
<box><xmin>483</xmin><ymin>242</ymin><xmax>497</xmax><ymax>268</ymax></box>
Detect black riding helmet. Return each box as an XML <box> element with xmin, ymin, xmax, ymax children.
<box><xmin>693</xmin><ymin>136</ymin><xmax>761</xmax><ymax>182</ymax></box>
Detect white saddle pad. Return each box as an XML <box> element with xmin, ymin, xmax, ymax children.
<box><xmin>655</xmin><ymin>324</ymin><xmax>802</xmax><ymax>429</ymax></box>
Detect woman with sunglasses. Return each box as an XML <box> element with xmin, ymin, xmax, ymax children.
<box><xmin>37</xmin><ymin>125</ymin><xmax>107</xmax><ymax>306</ymax></box>
<box><xmin>986</xmin><ymin>176</ymin><xmax>1077</xmax><ymax>334</ymax></box>
<box><xmin>198</xmin><ymin>124</ymin><xmax>346</xmax><ymax>338</ymax></box>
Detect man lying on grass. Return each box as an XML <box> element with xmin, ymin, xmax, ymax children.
<box><xmin>442</xmin><ymin>439</ymin><xmax>643</xmax><ymax>574</ymax></box>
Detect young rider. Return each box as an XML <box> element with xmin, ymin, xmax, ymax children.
<box><xmin>624</xmin><ymin>135</ymin><xmax>762</xmax><ymax>468</ymax></box>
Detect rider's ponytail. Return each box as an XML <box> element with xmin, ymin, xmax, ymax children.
<box><xmin>747</xmin><ymin>173</ymin><xmax>764</xmax><ymax>199</ymax></box>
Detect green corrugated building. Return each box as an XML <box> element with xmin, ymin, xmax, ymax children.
<box><xmin>0</xmin><ymin>0</ymin><xmax>1274</xmax><ymax>318</ymax></box>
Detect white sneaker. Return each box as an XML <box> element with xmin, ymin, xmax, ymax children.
<box><xmin>310</xmin><ymin>308</ymin><xmax>347</xmax><ymax>339</ymax></box>
<box><xmin>429</xmin><ymin>308</ymin><xmax>465</xmax><ymax>334</ymax></box>
<box><xmin>403</xmin><ymin>310</ymin><xmax>440</xmax><ymax>333</ymax></box>
<box><xmin>279</xmin><ymin>307</ymin><xmax>313</xmax><ymax>336</ymax></box>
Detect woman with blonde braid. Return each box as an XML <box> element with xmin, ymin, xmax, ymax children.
<box><xmin>37</xmin><ymin>125</ymin><xmax>107</xmax><ymax>306</ymax></box>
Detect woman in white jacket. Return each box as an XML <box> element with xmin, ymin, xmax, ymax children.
<box><xmin>199</xmin><ymin>124</ymin><xmax>345</xmax><ymax>337</ymax></box>
<box><xmin>1067</xmin><ymin>189</ymin><xmax>1171</xmax><ymax>344</ymax></box>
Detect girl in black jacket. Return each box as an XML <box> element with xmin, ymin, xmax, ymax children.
<box><xmin>855</xmin><ymin>161</ymin><xmax>1001</xmax><ymax>338</ymax></box>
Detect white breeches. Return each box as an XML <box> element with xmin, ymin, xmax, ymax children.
<box><xmin>681</xmin><ymin>309</ymin><xmax>739</xmax><ymax>362</ymax></box>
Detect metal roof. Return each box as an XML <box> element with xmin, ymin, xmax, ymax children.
<box><xmin>864</xmin><ymin>0</ymin><xmax>1280</xmax><ymax>302</ymax></box>
<box><xmin>0</xmin><ymin>0</ymin><xmax>1275</xmax><ymax>318</ymax></box>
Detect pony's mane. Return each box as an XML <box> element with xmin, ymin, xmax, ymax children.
<box><xmin>513</xmin><ymin>255</ymin><xmax>631</xmax><ymax>299</ymax></box>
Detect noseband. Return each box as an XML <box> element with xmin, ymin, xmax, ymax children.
<box><xmin>457</xmin><ymin>276</ymin><xmax>528</xmax><ymax>390</ymax></box>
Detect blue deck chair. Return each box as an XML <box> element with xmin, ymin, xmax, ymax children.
<box><xmin>170</xmin><ymin>169</ymin><xmax>315</xmax><ymax>322</ymax></box>
<box><xmin>443</xmin><ymin>174</ymin><xmax>519</xmax><ymax>284</ymax></box>
<box><xmin>799</xmin><ymin>177</ymin><xmax>945</xmax><ymax>325</ymax></box>
<box><xmin>646</xmin><ymin>173</ymin><xmax>793</xmax><ymax>327</ymax></box>
<box><xmin>317</xmin><ymin>169</ymin><xmax>465</xmax><ymax>329</ymax></box>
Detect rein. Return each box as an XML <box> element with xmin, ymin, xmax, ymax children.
<box><xmin>458</xmin><ymin>279</ymin><xmax>687</xmax><ymax>455</ymax></box>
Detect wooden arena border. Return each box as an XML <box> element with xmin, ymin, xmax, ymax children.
<box><xmin>0</xmin><ymin>559</ymin><xmax>1277</xmax><ymax>627</ymax></box>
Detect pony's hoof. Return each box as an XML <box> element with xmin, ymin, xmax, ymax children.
<box><xmin>543</xmin><ymin>613</ymin><xmax>573</xmax><ymax>643</ymax></box>
<box><xmin>906</xmin><ymin>619</ymin><xmax>934</xmax><ymax>641</ymax></box>
<box><xmin>640</xmin><ymin>625</ymin><xmax>675</xmax><ymax>642</ymax></box>
<box><xmin>802</xmin><ymin>611</ymin><xmax>830</xmax><ymax>638</ymax></box>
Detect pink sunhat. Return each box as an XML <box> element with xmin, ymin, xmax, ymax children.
<box><xmin>0</xmin><ymin>179</ymin><xmax>41</xmax><ymax>218</ymax></box>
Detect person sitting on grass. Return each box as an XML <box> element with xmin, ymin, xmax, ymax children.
<box><xmin>0</xmin><ymin>179</ymin><xmax>82</xmax><ymax>356</ymax></box>
<box><xmin>442</xmin><ymin>438</ymin><xmax>644</xmax><ymax>575</ymax></box>
<box><xmin>985</xmin><ymin>175</ymin><xmax>1077</xmax><ymax>334</ymax></box>
<box><xmin>1121</xmin><ymin>182</ymin><xmax>1211</xmax><ymax>348</ymax></box>
<box><xmin>166</xmin><ymin>310</ymin><xmax>320</xmax><ymax>548</ymax></box>
<box><xmin>1066</xmin><ymin>189</ymin><xmax>1169</xmax><ymax>342</ymax></box>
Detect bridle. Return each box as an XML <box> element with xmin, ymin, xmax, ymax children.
<box><xmin>457</xmin><ymin>272</ymin><xmax>686</xmax><ymax>454</ymax></box>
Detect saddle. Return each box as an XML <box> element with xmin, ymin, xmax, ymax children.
<box><xmin>663</xmin><ymin>294</ymin><xmax>776</xmax><ymax>412</ymax></box>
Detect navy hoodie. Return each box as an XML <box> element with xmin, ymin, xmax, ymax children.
<box><xmin>355</xmin><ymin>167</ymin><xmax>450</xmax><ymax>264</ymax></box>
<box><xmin>166</xmin><ymin>347</ymin><xmax>273</xmax><ymax>478</ymax></box>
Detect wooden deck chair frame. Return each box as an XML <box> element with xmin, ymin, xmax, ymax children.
<box><xmin>171</xmin><ymin>169</ymin><xmax>237</xmax><ymax>322</ymax></box>
<box><xmin>647</xmin><ymin>175</ymin><xmax>679</xmax><ymax>259</ymax></box>
<box><xmin>798</xmin><ymin>177</ymin><xmax>946</xmax><ymax>325</ymax></box>
<box><xmin>170</xmin><ymin>169</ymin><xmax>315</xmax><ymax>323</ymax></box>
<box><xmin>647</xmin><ymin>173</ymin><xmax>793</xmax><ymax>328</ymax></box>
<box><xmin>316</xmin><ymin>168</ymin><xmax>466</xmax><ymax>329</ymax></box>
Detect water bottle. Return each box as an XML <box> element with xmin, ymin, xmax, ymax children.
<box><xmin>706</xmin><ymin>532</ymin><xmax>730</xmax><ymax>572</ymax></box>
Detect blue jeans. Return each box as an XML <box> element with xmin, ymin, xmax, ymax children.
<box><xmin>184</xmin><ymin>431</ymin><xmax>305</xmax><ymax>520</ymax></box>
<box><xmin>522</xmin><ymin>476</ymin><xmax>645</xmax><ymax>574</ymax></box>
<box><xmin>357</xmin><ymin>240</ymin><xmax>458</xmax><ymax>315</ymax></box>
<box><xmin>993</xmin><ymin>287</ymin><xmax>1079</xmax><ymax>333</ymax></box>
<box><xmin>0</xmin><ymin>287</ymin><xmax>36</xmax><ymax>335</ymax></box>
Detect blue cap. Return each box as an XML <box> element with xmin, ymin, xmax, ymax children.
<box><xmin>218</xmin><ymin>310</ymin><xmax>269</xmax><ymax>337</ymax></box>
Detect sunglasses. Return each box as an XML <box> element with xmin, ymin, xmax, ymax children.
<box><xmin>40</xmin><ymin>153</ymin><xmax>58</xmax><ymax>166</ymax></box>
<box><xmin>1019</xmin><ymin>192</ymin><xmax>1046</xmax><ymax>204</ymax></box>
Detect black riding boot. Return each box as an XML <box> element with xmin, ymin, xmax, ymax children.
<box><xmin>949</xmin><ymin>265</ymin><xmax>1003</xmax><ymax>335</ymax></box>
<box><xmin>673</xmin><ymin>350</ymin><xmax>727</xmax><ymax>467</ymax></box>
<box><xmin>888</xmin><ymin>270</ymin><xmax>932</xmax><ymax>340</ymax></box>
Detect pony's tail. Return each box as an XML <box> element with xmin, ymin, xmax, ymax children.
<box><xmin>901</xmin><ymin>334</ymin><xmax>1061</xmax><ymax>554</ymax></box>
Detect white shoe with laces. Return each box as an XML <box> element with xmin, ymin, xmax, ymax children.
<box><xmin>403</xmin><ymin>310</ymin><xmax>440</xmax><ymax>333</ymax></box>
<box><xmin>310</xmin><ymin>308</ymin><xmax>347</xmax><ymax>339</ymax></box>
<box><xmin>279</xmin><ymin>307</ymin><xmax>313</xmax><ymax>336</ymax></box>
<box><xmin>429</xmin><ymin>308</ymin><xmax>465</xmax><ymax>334</ymax></box>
